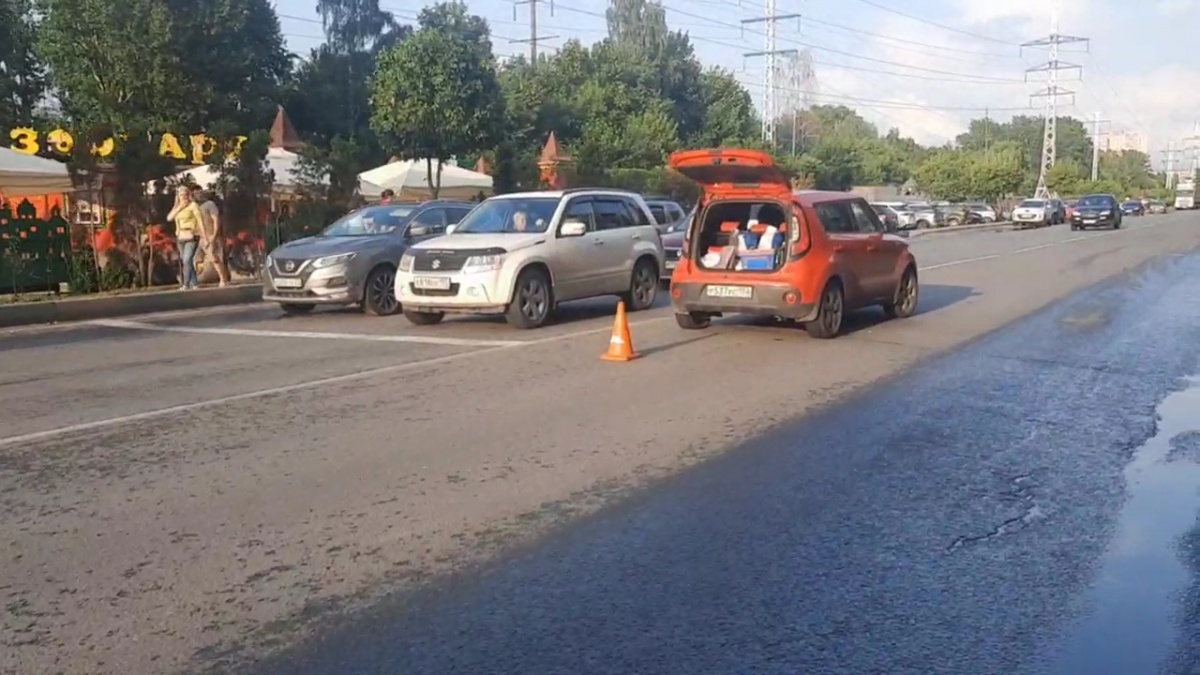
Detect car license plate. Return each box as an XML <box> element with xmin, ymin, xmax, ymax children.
<box><xmin>413</xmin><ymin>276</ymin><xmax>451</xmax><ymax>290</ymax></box>
<box><xmin>665</xmin><ymin>260</ymin><xmax>677</xmax><ymax>269</ymax></box>
<box><xmin>273</xmin><ymin>277</ymin><xmax>302</xmax><ymax>288</ymax></box>
<box><xmin>705</xmin><ymin>285</ymin><xmax>752</xmax><ymax>299</ymax></box>
<box><xmin>1083</xmin><ymin>218</ymin><xmax>1096</xmax><ymax>224</ymax></box>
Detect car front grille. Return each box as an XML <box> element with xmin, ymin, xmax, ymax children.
<box><xmin>412</xmin><ymin>251</ymin><xmax>470</xmax><ymax>272</ymax></box>
<box><xmin>272</xmin><ymin>258</ymin><xmax>308</xmax><ymax>276</ymax></box>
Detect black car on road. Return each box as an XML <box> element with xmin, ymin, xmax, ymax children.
<box><xmin>1070</xmin><ymin>194</ymin><xmax>1122</xmax><ymax>230</ymax></box>
<box><xmin>1120</xmin><ymin>200</ymin><xmax>1144</xmax><ymax>216</ymax></box>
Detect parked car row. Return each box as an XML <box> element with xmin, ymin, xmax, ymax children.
<box><xmin>262</xmin><ymin>149</ymin><xmax>928</xmax><ymax>338</ymax></box>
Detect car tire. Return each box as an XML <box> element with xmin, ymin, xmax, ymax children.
<box><xmin>403</xmin><ymin>309</ymin><xmax>444</xmax><ymax>326</ymax></box>
<box><xmin>946</xmin><ymin>217</ymin><xmax>961</xmax><ymax>227</ymax></box>
<box><xmin>675</xmin><ymin>312</ymin><xmax>710</xmax><ymax>330</ymax></box>
<box><xmin>506</xmin><ymin>267</ymin><xmax>553</xmax><ymax>329</ymax></box>
<box><xmin>280</xmin><ymin>303</ymin><xmax>314</xmax><ymax>315</ymax></box>
<box><xmin>883</xmin><ymin>266</ymin><xmax>919</xmax><ymax>320</ymax></box>
<box><xmin>622</xmin><ymin>258</ymin><xmax>658</xmax><ymax>311</ymax></box>
<box><xmin>361</xmin><ymin>265</ymin><xmax>400</xmax><ymax>316</ymax></box>
<box><xmin>916</xmin><ymin>219</ymin><xmax>930</xmax><ymax>229</ymax></box>
<box><xmin>805</xmin><ymin>280</ymin><xmax>844</xmax><ymax>339</ymax></box>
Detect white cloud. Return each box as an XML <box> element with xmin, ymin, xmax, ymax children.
<box><xmin>1157</xmin><ymin>0</ymin><xmax>1199</xmax><ymax>16</ymax></box>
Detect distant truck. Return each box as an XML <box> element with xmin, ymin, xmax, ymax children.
<box><xmin>1175</xmin><ymin>175</ymin><xmax>1196</xmax><ymax>210</ymax></box>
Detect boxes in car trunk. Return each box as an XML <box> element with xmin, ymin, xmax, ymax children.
<box><xmin>737</xmin><ymin>250</ymin><xmax>776</xmax><ymax>271</ymax></box>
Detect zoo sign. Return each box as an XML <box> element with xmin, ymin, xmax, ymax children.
<box><xmin>7</xmin><ymin>127</ymin><xmax>249</xmax><ymax>165</ymax></box>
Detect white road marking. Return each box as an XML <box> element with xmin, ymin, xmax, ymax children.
<box><xmin>920</xmin><ymin>221</ymin><xmax>1160</xmax><ymax>272</ymax></box>
<box><xmin>0</xmin><ymin>314</ymin><xmax>671</xmax><ymax>448</ymax></box>
<box><xmin>89</xmin><ymin>319</ymin><xmax>526</xmax><ymax>347</ymax></box>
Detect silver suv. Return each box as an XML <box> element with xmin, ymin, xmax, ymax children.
<box><xmin>263</xmin><ymin>200</ymin><xmax>474</xmax><ymax>316</ymax></box>
<box><xmin>395</xmin><ymin>189</ymin><xmax>665</xmax><ymax>329</ymax></box>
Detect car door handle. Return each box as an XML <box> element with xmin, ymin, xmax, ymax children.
<box><xmin>631</xmin><ymin>234</ymin><xmax>642</xmax><ymax>240</ymax></box>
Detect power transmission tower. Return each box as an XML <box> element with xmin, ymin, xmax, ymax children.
<box><xmin>1021</xmin><ymin>12</ymin><xmax>1088</xmax><ymax>199</ymax></box>
<box><xmin>1162</xmin><ymin>142</ymin><xmax>1181</xmax><ymax>188</ymax></box>
<box><xmin>1184</xmin><ymin>120</ymin><xmax>1200</xmax><ymax>177</ymax></box>
<box><xmin>742</xmin><ymin>0</ymin><xmax>801</xmax><ymax>146</ymax></box>
<box><xmin>779</xmin><ymin>50</ymin><xmax>817</xmax><ymax>155</ymax></box>
<box><xmin>511</xmin><ymin>0</ymin><xmax>557</xmax><ymax>67</ymax></box>
<box><xmin>1089</xmin><ymin>112</ymin><xmax>1110</xmax><ymax>182</ymax></box>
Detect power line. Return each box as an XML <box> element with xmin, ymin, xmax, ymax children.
<box><xmin>511</xmin><ymin>0</ymin><xmax>558</xmax><ymax>65</ymax></box>
<box><xmin>850</xmin><ymin>0</ymin><xmax>1019</xmax><ymax>46</ymax></box>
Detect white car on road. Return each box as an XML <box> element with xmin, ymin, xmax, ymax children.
<box><xmin>395</xmin><ymin>189</ymin><xmax>665</xmax><ymax>329</ymax></box>
<box><xmin>1010</xmin><ymin>199</ymin><xmax>1052</xmax><ymax>228</ymax></box>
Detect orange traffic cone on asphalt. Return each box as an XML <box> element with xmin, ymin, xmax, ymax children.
<box><xmin>601</xmin><ymin>301</ymin><xmax>639</xmax><ymax>361</ymax></box>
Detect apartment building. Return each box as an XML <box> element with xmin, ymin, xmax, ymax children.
<box><xmin>1100</xmin><ymin>129</ymin><xmax>1149</xmax><ymax>154</ymax></box>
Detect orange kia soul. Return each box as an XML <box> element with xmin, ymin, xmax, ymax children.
<box><xmin>667</xmin><ymin>148</ymin><xmax>919</xmax><ymax>338</ymax></box>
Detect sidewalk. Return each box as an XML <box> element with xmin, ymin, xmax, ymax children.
<box><xmin>0</xmin><ymin>282</ymin><xmax>263</xmax><ymax>328</ymax></box>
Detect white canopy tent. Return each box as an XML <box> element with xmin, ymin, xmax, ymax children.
<box><xmin>0</xmin><ymin>147</ymin><xmax>73</xmax><ymax>198</ymax></box>
<box><xmin>358</xmin><ymin>159</ymin><xmax>493</xmax><ymax>201</ymax></box>
<box><xmin>146</xmin><ymin>146</ymin><xmax>316</xmax><ymax>195</ymax></box>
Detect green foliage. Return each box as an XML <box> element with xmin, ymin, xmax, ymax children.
<box><xmin>0</xmin><ymin>0</ymin><xmax>46</xmax><ymax>130</ymax></box>
<box><xmin>370</xmin><ymin>2</ymin><xmax>505</xmax><ymax>197</ymax></box>
<box><xmin>913</xmin><ymin>141</ymin><xmax>1023</xmax><ymax>202</ymax></box>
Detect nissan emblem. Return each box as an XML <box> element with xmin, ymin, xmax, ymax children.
<box><xmin>285</xmin><ymin>261</ymin><xmax>296</xmax><ymax>272</ymax></box>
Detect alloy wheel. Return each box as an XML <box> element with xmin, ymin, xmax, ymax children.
<box><xmin>371</xmin><ymin>268</ymin><xmax>398</xmax><ymax>314</ymax></box>
<box><xmin>519</xmin><ymin>277</ymin><xmax>548</xmax><ymax>322</ymax></box>
<box><xmin>821</xmin><ymin>286</ymin><xmax>843</xmax><ymax>334</ymax></box>
<box><xmin>632</xmin><ymin>265</ymin><xmax>657</xmax><ymax>308</ymax></box>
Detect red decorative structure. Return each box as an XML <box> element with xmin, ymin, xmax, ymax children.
<box><xmin>537</xmin><ymin>132</ymin><xmax>572</xmax><ymax>189</ymax></box>
<box><xmin>269</xmin><ymin>105</ymin><xmax>305</xmax><ymax>151</ymax></box>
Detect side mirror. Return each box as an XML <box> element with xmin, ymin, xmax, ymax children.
<box><xmin>560</xmin><ymin>220</ymin><xmax>587</xmax><ymax>237</ymax></box>
<box><xmin>408</xmin><ymin>225</ymin><xmax>430</xmax><ymax>237</ymax></box>
<box><xmin>445</xmin><ymin>224</ymin><xmax>457</xmax><ymax>234</ymax></box>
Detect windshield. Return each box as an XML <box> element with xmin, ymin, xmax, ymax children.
<box><xmin>1076</xmin><ymin>196</ymin><xmax>1110</xmax><ymax>207</ymax></box>
<box><xmin>453</xmin><ymin>197</ymin><xmax>559</xmax><ymax>234</ymax></box>
<box><xmin>321</xmin><ymin>205</ymin><xmax>415</xmax><ymax>236</ymax></box>
<box><xmin>1019</xmin><ymin>200</ymin><xmax>1044</xmax><ymax>208</ymax></box>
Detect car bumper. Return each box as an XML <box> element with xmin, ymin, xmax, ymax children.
<box><xmin>1071</xmin><ymin>214</ymin><xmax>1117</xmax><ymax>226</ymax></box>
<box><xmin>661</xmin><ymin>252</ymin><xmax>681</xmax><ymax>280</ymax></box>
<box><xmin>263</xmin><ymin>265</ymin><xmax>362</xmax><ymax>304</ymax></box>
<box><xmin>395</xmin><ymin>269</ymin><xmax>507</xmax><ymax>313</ymax></box>
<box><xmin>1012</xmin><ymin>214</ymin><xmax>1046</xmax><ymax>223</ymax></box>
<box><xmin>670</xmin><ymin>281</ymin><xmax>816</xmax><ymax>320</ymax></box>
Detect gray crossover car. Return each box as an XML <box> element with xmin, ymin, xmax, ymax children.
<box><xmin>263</xmin><ymin>200</ymin><xmax>474</xmax><ymax>315</ymax></box>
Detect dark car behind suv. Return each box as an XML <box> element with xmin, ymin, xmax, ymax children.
<box><xmin>1070</xmin><ymin>194</ymin><xmax>1122</xmax><ymax>230</ymax></box>
<box><xmin>1120</xmin><ymin>200</ymin><xmax>1144</xmax><ymax>216</ymax></box>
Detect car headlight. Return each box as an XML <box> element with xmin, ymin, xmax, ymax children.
<box><xmin>399</xmin><ymin>253</ymin><xmax>414</xmax><ymax>273</ymax></box>
<box><xmin>264</xmin><ymin>253</ymin><xmax>273</xmax><ymax>268</ymax></box>
<box><xmin>312</xmin><ymin>252</ymin><xmax>356</xmax><ymax>268</ymax></box>
<box><xmin>1100</xmin><ymin>210</ymin><xmax>1110</xmax><ymax>216</ymax></box>
<box><xmin>463</xmin><ymin>253</ymin><xmax>504</xmax><ymax>272</ymax></box>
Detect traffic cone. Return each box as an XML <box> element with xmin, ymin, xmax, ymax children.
<box><xmin>601</xmin><ymin>301</ymin><xmax>639</xmax><ymax>361</ymax></box>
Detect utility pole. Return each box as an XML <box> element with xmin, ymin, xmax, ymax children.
<box><xmin>1163</xmin><ymin>142</ymin><xmax>1181</xmax><ymax>189</ymax></box>
<box><xmin>511</xmin><ymin>0</ymin><xmax>557</xmax><ymax>67</ymax></box>
<box><xmin>742</xmin><ymin>1</ymin><xmax>801</xmax><ymax>147</ymax></box>
<box><xmin>1021</xmin><ymin>10</ymin><xmax>1088</xmax><ymax>199</ymax></box>
<box><xmin>1089</xmin><ymin>112</ymin><xmax>1110</xmax><ymax>182</ymax></box>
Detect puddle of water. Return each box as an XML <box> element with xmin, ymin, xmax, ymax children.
<box><xmin>1049</xmin><ymin>376</ymin><xmax>1200</xmax><ymax>674</ymax></box>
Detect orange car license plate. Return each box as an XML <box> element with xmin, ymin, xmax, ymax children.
<box><xmin>705</xmin><ymin>285</ymin><xmax>752</xmax><ymax>299</ymax></box>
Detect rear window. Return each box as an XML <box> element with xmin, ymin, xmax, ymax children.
<box><xmin>647</xmin><ymin>204</ymin><xmax>668</xmax><ymax>224</ymax></box>
<box><xmin>1019</xmin><ymin>200</ymin><xmax>1045</xmax><ymax>208</ymax></box>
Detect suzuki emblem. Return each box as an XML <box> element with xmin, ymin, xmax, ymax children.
<box><xmin>285</xmin><ymin>261</ymin><xmax>296</xmax><ymax>272</ymax></box>
<box><xmin>432</xmin><ymin>259</ymin><xmax>441</xmax><ymax>269</ymax></box>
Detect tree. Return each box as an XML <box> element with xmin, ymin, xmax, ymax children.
<box><xmin>316</xmin><ymin>0</ymin><xmax>406</xmax><ymax>55</ymax></box>
<box><xmin>0</xmin><ymin>0</ymin><xmax>47</xmax><ymax>129</ymax></box>
<box><xmin>370</xmin><ymin>4</ymin><xmax>505</xmax><ymax>197</ymax></box>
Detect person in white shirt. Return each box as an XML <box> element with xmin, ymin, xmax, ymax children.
<box><xmin>192</xmin><ymin>188</ymin><xmax>230</xmax><ymax>286</ymax></box>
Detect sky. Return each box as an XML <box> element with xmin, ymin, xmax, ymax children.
<box><xmin>274</xmin><ymin>0</ymin><xmax>1200</xmax><ymax>168</ymax></box>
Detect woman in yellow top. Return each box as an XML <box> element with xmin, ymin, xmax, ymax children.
<box><xmin>167</xmin><ymin>185</ymin><xmax>205</xmax><ymax>289</ymax></box>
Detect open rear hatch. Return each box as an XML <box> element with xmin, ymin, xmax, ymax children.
<box><xmin>668</xmin><ymin>149</ymin><xmax>799</xmax><ymax>273</ymax></box>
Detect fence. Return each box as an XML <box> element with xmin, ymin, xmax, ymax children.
<box><xmin>0</xmin><ymin>199</ymin><xmax>72</xmax><ymax>295</ymax></box>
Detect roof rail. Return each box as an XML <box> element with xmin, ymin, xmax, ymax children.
<box><xmin>560</xmin><ymin>186</ymin><xmax>640</xmax><ymax>195</ymax></box>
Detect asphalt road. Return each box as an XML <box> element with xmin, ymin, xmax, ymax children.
<box><xmin>1</xmin><ymin>212</ymin><xmax>1199</xmax><ymax>674</ymax></box>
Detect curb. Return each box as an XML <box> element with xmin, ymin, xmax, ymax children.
<box><xmin>0</xmin><ymin>284</ymin><xmax>264</xmax><ymax>328</ymax></box>
<box><xmin>908</xmin><ymin>221</ymin><xmax>1015</xmax><ymax>238</ymax></box>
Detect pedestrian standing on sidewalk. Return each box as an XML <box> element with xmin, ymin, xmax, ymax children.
<box><xmin>194</xmin><ymin>188</ymin><xmax>230</xmax><ymax>287</ymax></box>
<box><xmin>167</xmin><ymin>185</ymin><xmax>204</xmax><ymax>290</ymax></box>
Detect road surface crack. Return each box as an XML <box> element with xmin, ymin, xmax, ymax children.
<box><xmin>947</xmin><ymin>474</ymin><xmax>1045</xmax><ymax>553</ymax></box>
